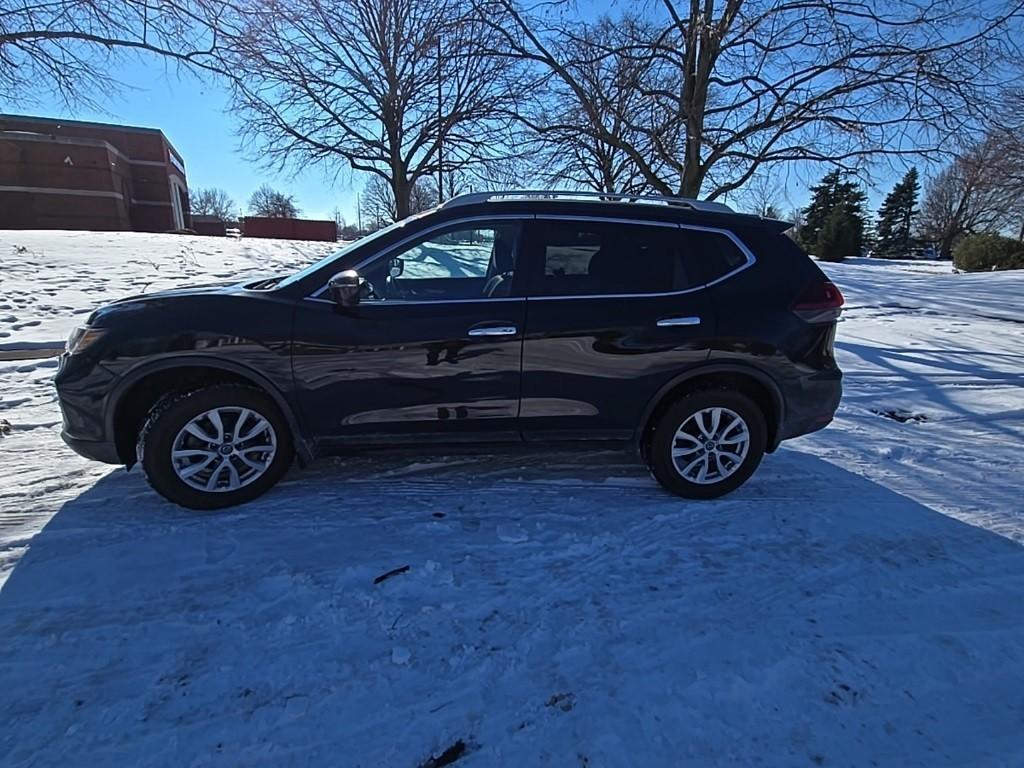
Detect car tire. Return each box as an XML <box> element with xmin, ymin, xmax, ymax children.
<box><xmin>138</xmin><ymin>384</ymin><xmax>294</xmax><ymax>510</ymax></box>
<box><xmin>648</xmin><ymin>390</ymin><xmax>767</xmax><ymax>500</ymax></box>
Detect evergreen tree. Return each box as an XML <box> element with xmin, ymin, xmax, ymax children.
<box><xmin>817</xmin><ymin>205</ymin><xmax>860</xmax><ymax>262</ymax></box>
<box><xmin>800</xmin><ymin>170</ymin><xmax>868</xmax><ymax>258</ymax></box>
<box><xmin>875</xmin><ymin>168</ymin><xmax>920</xmax><ymax>257</ymax></box>
<box><xmin>861</xmin><ymin>218</ymin><xmax>878</xmax><ymax>255</ymax></box>
<box><xmin>799</xmin><ymin>171</ymin><xmax>842</xmax><ymax>251</ymax></box>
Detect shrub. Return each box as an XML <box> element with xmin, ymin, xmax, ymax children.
<box><xmin>953</xmin><ymin>234</ymin><xmax>1024</xmax><ymax>272</ymax></box>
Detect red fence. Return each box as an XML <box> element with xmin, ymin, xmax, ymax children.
<box><xmin>243</xmin><ymin>217</ymin><xmax>337</xmax><ymax>242</ymax></box>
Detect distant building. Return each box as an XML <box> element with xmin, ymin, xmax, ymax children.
<box><xmin>243</xmin><ymin>217</ymin><xmax>338</xmax><ymax>242</ymax></box>
<box><xmin>0</xmin><ymin>114</ymin><xmax>189</xmax><ymax>231</ymax></box>
<box><xmin>191</xmin><ymin>215</ymin><xmax>227</xmax><ymax>238</ymax></box>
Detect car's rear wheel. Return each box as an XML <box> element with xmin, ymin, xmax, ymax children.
<box><xmin>138</xmin><ymin>384</ymin><xmax>294</xmax><ymax>510</ymax></box>
<box><xmin>648</xmin><ymin>390</ymin><xmax>766</xmax><ymax>499</ymax></box>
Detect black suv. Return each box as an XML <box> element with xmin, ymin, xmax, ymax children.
<box><xmin>55</xmin><ymin>191</ymin><xmax>843</xmax><ymax>509</ymax></box>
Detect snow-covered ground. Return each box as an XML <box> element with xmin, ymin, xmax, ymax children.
<box><xmin>1</xmin><ymin>233</ymin><xmax>1023</xmax><ymax>767</ymax></box>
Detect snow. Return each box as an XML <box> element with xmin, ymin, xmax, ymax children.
<box><xmin>1</xmin><ymin>231</ymin><xmax>337</xmax><ymax>349</ymax></box>
<box><xmin>805</xmin><ymin>258</ymin><xmax>1024</xmax><ymax>542</ymax></box>
<box><xmin>2</xmin><ymin>233</ymin><xmax>1024</xmax><ymax>767</ymax></box>
<box><xmin>401</xmin><ymin>241</ymin><xmax>492</xmax><ymax>279</ymax></box>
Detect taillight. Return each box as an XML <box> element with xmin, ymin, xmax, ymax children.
<box><xmin>793</xmin><ymin>280</ymin><xmax>844</xmax><ymax>323</ymax></box>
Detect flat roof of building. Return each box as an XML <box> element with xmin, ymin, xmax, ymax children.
<box><xmin>0</xmin><ymin>113</ymin><xmax>165</xmax><ymax>135</ymax></box>
<box><xmin>0</xmin><ymin>114</ymin><xmax>184</xmax><ymax>167</ymax></box>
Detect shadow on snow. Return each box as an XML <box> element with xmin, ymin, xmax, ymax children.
<box><xmin>2</xmin><ymin>448</ymin><xmax>1024</xmax><ymax>766</ymax></box>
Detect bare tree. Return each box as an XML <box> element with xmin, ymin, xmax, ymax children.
<box><xmin>994</xmin><ymin>88</ymin><xmax>1024</xmax><ymax>240</ymax></box>
<box><xmin>358</xmin><ymin>175</ymin><xmax>439</xmax><ymax>228</ymax></box>
<box><xmin>189</xmin><ymin>187</ymin><xmax>236</xmax><ymax>219</ymax></box>
<box><xmin>919</xmin><ymin>136</ymin><xmax>1024</xmax><ymax>258</ymax></box>
<box><xmin>216</xmin><ymin>0</ymin><xmax>518</xmax><ymax>220</ymax></box>
<box><xmin>0</xmin><ymin>0</ymin><xmax>223</xmax><ymax>108</ymax></box>
<box><xmin>410</xmin><ymin>179</ymin><xmax>440</xmax><ymax>214</ymax></box>
<box><xmin>248</xmin><ymin>185</ymin><xmax>300</xmax><ymax>218</ymax></box>
<box><xmin>357</xmin><ymin>177</ymin><xmax>392</xmax><ymax>231</ymax></box>
<box><xmin>783</xmin><ymin>206</ymin><xmax>804</xmax><ymax>242</ymax></box>
<box><xmin>478</xmin><ymin>0</ymin><xmax>1024</xmax><ymax>201</ymax></box>
<box><xmin>517</xmin><ymin>18</ymin><xmax>670</xmax><ymax>194</ymax></box>
<box><xmin>737</xmin><ymin>173</ymin><xmax>782</xmax><ymax>218</ymax></box>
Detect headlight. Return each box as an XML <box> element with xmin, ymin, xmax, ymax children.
<box><xmin>66</xmin><ymin>326</ymin><xmax>107</xmax><ymax>355</ymax></box>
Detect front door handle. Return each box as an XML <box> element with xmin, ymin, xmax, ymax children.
<box><xmin>468</xmin><ymin>325</ymin><xmax>518</xmax><ymax>337</ymax></box>
<box><xmin>657</xmin><ymin>316</ymin><xmax>701</xmax><ymax>327</ymax></box>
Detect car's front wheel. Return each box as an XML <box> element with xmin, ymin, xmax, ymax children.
<box><xmin>138</xmin><ymin>384</ymin><xmax>294</xmax><ymax>510</ymax></box>
<box><xmin>648</xmin><ymin>390</ymin><xmax>767</xmax><ymax>500</ymax></box>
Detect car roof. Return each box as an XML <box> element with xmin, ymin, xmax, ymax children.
<box><xmin>432</xmin><ymin>191</ymin><xmax>789</xmax><ymax>231</ymax></box>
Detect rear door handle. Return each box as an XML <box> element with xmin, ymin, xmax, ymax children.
<box><xmin>468</xmin><ymin>325</ymin><xmax>518</xmax><ymax>337</ymax></box>
<box><xmin>657</xmin><ymin>316</ymin><xmax>701</xmax><ymax>327</ymax></box>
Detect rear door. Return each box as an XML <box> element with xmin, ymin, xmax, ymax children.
<box><xmin>518</xmin><ymin>217</ymin><xmax>723</xmax><ymax>441</ymax></box>
<box><xmin>291</xmin><ymin>217</ymin><xmax>529</xmax><ymax>444</ymax></box>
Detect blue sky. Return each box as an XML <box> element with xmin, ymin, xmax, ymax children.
<box><xmin>29</xmin><ymin>59</ymin><xmax>360</xmax><ymax>222</ymax></box>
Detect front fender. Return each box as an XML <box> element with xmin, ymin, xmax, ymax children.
<box><xmin>104</xmin><ymin>353</ymin><xmax>314</xmax><ymax>463</ymax></box>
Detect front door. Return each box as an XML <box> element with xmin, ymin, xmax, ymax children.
<box><xmin>518</xmin><ymin>217</ymin><xmax>718</xmax><ymax>441</ymax></box>
<box><xmin>291</xmin><ymin>218</ymin><xmax>528</xmax><ymax>445</ymax></box>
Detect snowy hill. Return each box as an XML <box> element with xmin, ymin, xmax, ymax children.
<box><xmin>1</xmin><ymin>231</ymin><xmax>1023</xmax><ymax>766</ymax></box>
<box><xmin>1</xmin><ymin>230</ymin><xmax>337</xmax><ymax>349</ymax></box>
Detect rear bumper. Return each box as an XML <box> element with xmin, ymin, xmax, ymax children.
<box><xmin>776</xmin><ymin>368</ymin><xmax>842</xmax><ymax>446</ymax></box>
<box><xmin>60</xmin><ymin>430</ymin><xmax>122</xmax><ymax>464</ymax></box>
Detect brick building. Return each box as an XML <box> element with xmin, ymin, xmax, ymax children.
<box><xmin>0</xmin><ymin>114</ymin><xmax>189</xmax><ymax>231</ymax></box>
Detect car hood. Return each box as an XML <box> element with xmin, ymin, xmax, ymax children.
<box><xmin>86</xmin><ymin>278</ymin><xmax>271</xmax><ymax>326</ymax></box>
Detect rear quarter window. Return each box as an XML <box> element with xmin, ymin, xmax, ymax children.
<box><xmin>681</xmin><ymin>228</ymin><xmax>750</xmax><ymax>285</ymax></box>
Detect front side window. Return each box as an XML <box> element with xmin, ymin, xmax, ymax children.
<box><xmin>531</xmin><ymin>220</ymin><xmax>688</xmax><ymax>297</ymax></box>
<box><xmin>362</xmin><ymin>223</ymin><xmax>520</xmax><ymax>302</ymax></box>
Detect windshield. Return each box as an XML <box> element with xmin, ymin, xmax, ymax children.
<box><xmin>276</xmin><ymin>216</ymin><xmax>418</xmax><ymax>289</ymax></box>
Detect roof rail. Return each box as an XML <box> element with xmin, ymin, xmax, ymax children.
<box><xmin>438</xmin><ymin>189</ymin><xmax>734</xmax><ymax>214</ymax></box>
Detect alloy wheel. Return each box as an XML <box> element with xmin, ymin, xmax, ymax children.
<box><xmin>171</xmin><ymin>406</ymin><xmax>278</xmax><ymax>492</ymax></box>
<box><xmin>670</xmin><ymin>406</ymin><xmax>750</xmax><ymax>485</ymax></box>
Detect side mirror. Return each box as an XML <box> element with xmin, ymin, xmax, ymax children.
<box><xmin>388</xmin><ymin>257</ymin><xmax>404</xmax><ymax>278</ymax></box>
<box><xmin>328</xmin><ymin>270</ymin><xmax>364</xmax><ymax>306</ymax></box>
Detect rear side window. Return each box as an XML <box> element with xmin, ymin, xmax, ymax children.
<box><xmin>531</xmin><ymin>220</ymin><xmax>689</xmax><ymax>296</ymax></box>
<box><xmin>682</xmin><ymin>228</ymin><xmax>749</xmax><ymax>284</ymax></box>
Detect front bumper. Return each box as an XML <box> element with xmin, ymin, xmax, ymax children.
<box><xmin>60</xmin><ymin>430</ymin><xmax>122</xmax><ymax>464</ymax></box>
<box><xmin>55</xmin><ymin>352</ymin><xmax>120</xmax><ymax>463</ymax></box>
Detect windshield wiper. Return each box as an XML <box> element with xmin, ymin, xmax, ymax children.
<box><xmin>247</xmin><ymin>275</ymin><xmax>285</xmax><ymax>290</ymax></box>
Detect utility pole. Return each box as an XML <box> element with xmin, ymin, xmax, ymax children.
<box><xmin>356</xmin><ymin>192</ymin><xmax>362</xmax><ymax>232</ymax></box>
<box><xmin>437</xmin><ymin>35</ymin><xmax>444</xmax><ymax>203</ymax></box>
